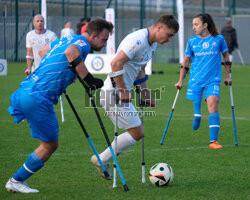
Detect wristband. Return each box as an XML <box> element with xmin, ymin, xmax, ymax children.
<box><xmin>109</xmin><ymin>70</ymin><xmax>125</xmax><ymax>78</ymax></box>
<box><xmin>180</xmin><ymin>65</ymin><xmax>189</xmax><ymax>72</ymax></box>
<box><xmin>26</xmin><ymin>55</ymin><xmax>34</xmax><ymax>60</ymax></box>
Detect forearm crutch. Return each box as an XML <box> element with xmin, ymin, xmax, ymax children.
<box><xmin>134</xmin><ymin>84</ymin><xmax>146</xmax><ymax>183</ymax></box>
<box><xmin>69</xmin><ymin>66</ymin><xmax>129</xmax><ymax>192</ymax></box>
<box><xmin>63</xmin><ymin>91</ymin><xmax>109</xmax><ymax>177</ymax></box>
<box><xmin>59</xmin><ymin>95</ymin><xmax>65</xmax><ymax>122</ymax></box>
<box><xmin>109</xmin><ymin>76</ymin><xmax>119</xmax><ymax>188</ymax></box>
<box><xmin>222</xmin><ymin>62</ymin><xmax>238</xmax><ymax>146</ymax></box>
<box><xmin>229</xmin><ymin>68</ymin><xmax>238</xmax><ymax>146</ymax></box>
<box><xmin>160</xmin><ymin>89</ymin><xmax>180</xmax><ymax>145</ymax></box>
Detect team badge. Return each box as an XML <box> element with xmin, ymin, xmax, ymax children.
<box><xmin>212</xmin><ymin>42</ymin><xmax>217</xmax><ymax>47</ymax></box>
<box><xmin>202</xmin><ymin>42</ymin><xmax>209</xmax><ymax>49</ymax></box>
<box><xmin>136</xmin><ymin>40</ymin><xmax>141</xmax><ymax>45</ymax></box>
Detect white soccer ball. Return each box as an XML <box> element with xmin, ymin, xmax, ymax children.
<box><xmin>149</xmin><ymin>163</ymin><xmax>174</xmax><ymax>187</ymax></box>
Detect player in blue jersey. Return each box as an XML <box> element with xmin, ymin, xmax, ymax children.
<box><xmin>5</xmin><ymin>18</ymin><xmax>113</xmax><ymax>193</ymax></box>
<box><xmin>175</xmin><ymin>13</ymin><xmax>232</xmax><ymax>149</ymax></box>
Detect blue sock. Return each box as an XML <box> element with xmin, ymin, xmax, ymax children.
<box><xmin>13</xmin><ymin>152</ymin><xmax>44</xmax><ymax>182</ymax></box>
<box><xmin>193</xmin><ymin>101</ymin><xmax>201</xmax><ymax>130</ymax></box>
<box><xmin>209</xmin><ymin>112</ymin><xmax>220</xmax><ymax>142</ymax></box>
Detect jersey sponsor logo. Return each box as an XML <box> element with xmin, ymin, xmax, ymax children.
<box><xmin>202</xmin><ymin>42</ymin><xmax>209</xmax><ymax>49</ymax></box>
<box><xmin>74</xmin><ymin>40</ymin><xmax>87</xmax><ymax>47</ymax></box>
<box><xmin>91</xmin><ymin>56</ymin><xmax>104</xmax><ymax>71</ymax></box>
<box><xmin>194</xmin><ymin>51</ymin><xmax>218</xmax><ymax>56</ymax></box>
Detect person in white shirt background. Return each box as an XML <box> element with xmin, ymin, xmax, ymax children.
<box><xmin>25</xmin><ymin>14</ymin><xmax>57</xmax><ymax>75</ymax></box>
<box><xmin>61</xmin><ymin>21</ymin><xmax>75</xmax><ymax>38</ymax></box>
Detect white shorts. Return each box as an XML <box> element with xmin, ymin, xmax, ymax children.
<box><xmin>100</xmin><ymin>89</ymin><xmax>142</xmax><ymax>130</ymax></box>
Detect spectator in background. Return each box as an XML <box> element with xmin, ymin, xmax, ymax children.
<box><xmin>76</xmin><ymin>17</ymin><xmax>91</xmax><ymax>35</ymax></box>
<box><xmin>25</xmin><ymin>14</ymin><xmax>57</xmax><ymax>75</ymax></box>
<box><xmin>61</xmin><ymin>21</ymin><xmax>75</xmax><ymax>38</ymax></box>
<box><xmin>221</xmin><ymin>19</ymin><xmax>238</xmax><ymax>62</ymax></box>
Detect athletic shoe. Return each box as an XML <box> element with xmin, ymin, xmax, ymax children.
<box><xmin>5</xmin><ymin>178</ymin><xmax>39</xmax><ymax>193</ymax></box>
<box><xmin>91</xmin><ymin>155</ymin><xmax>113</xmax><ymax>180</ymax></box>
<box><xmin>209</xmin><ymin>141</ymin><xmax>223</xmax><ymax>149</ymax></box>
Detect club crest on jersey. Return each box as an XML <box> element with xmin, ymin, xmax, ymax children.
<box><xmin>202</xmin><ymin>42</ymin><xmax>209</xmax><ymax>49</ymax></box>
<box><xmin>74</xmin><ymin>40</ymin><xmax>87</xmax><ymax>47</ymax></box>
<box><xmin>136</xmin><ymin>40</ymin><xmax>141</xmax><ymax>45</ymax></box>
<box><xmin>45</xmin><ymin>38</ymin><xmax>50</xmax><ymax>44</ymax></box>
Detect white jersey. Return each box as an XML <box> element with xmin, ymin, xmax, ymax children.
<box><xmin>102</xmin><ymin>28</ymin><xmax>157</xmax><ymax>91</ymax></box>
<box><xmin>26</xmin><ymin>29</ymin><xmax>57</xmax><ymax>71</ymax></box>
<box><xmin>60</xmin><ymin>28</ymin><xmax>75</xmax><ymax>38</ymax></box>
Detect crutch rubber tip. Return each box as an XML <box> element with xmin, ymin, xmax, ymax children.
<box><xmin>104</xmin><ymin>171</ymin><xmax>109</xmax><ymax>178</ymax></box>
<box><xmin>123</xmin><ymin>184</ymin><xmax>129</xmax><ymax>192</ymax></box>
<box><xmin>235</xmin><ymin>144</ymin><xmax>238</xmax><ymax>146</ymax></box>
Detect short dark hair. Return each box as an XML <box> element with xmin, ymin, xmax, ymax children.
<box><xmin>194</xmin><ymin>13</ymin><xmax>219</xmax><ymax>36</ymax></box>
<box><xmin>86</xmin><ymin>18</ymin><xmax>113</xmax><ymax>35</ymax></box>
<box><xmin>155</xmin><ymin>15</ymin><xmax>179</xmax><ymax>33</ymax></box>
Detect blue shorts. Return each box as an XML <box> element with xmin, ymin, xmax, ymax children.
<box><xmin>186</xmin><ymin>84</ymin><xmax>220</xmax><ymax>101</ymax></box>
<box><xmin>8</xmin><ymin>88</ymin><xmax>59</xmax><ymax>142</ymax></box>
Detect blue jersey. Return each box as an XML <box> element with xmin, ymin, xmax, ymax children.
<box><xmin>20</xmin><ymin>35</ymin><xmax>91</xmax><ymax>105</ymax></box>
<box><xmin>185</xmin><ymin>34</ymin><xmax>228</xmax><ymax>87</ymax></box>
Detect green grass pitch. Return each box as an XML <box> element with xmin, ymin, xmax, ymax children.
<box><xmin>0</xmin><ymin>62</ymin><xmax>249</xmax><ymax>199</ymax></box>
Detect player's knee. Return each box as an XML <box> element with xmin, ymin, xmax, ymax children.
<box><xmin>127</xmin><ymin>125</ymin><xmax>144</xmax><ymax>141</ymax></box>
<box><xmin>42</xmin><ymin>140</ymin><xmax>59</xmax><ymax>154</ymax></box>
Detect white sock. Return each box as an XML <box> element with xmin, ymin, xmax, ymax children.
<box><xmin>99</xmin><ymin>132</ymin><xmax>137</xmax><ymax>164</ymax></box>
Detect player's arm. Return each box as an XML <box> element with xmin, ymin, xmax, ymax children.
<box><xmin>110</xmin><ymin>50</ymin><xmax>131</xmax><ymax>102</ymax></box>
<box><xmin>136</xmin><ymin>69</ymin><xmax>156</xmax><ymax>108</ymax></box>
<box><xmin>222</xmin><ymin>51</ymin><xmax>232</xmax><ymax>86</ymax></box>
<box><xmin>39</xmin><ymin>44</ymin><xmax>50</xmax><ymax>59</ymax></box>
<box><xmin>175</xmin><ymin>55</ymin><xmax>190</xmax><ymax>89</ymax></box>
<box><xmin>65</xmin><ymin>44</ymin><xmax>103</xmax><ymax>89</ymax></box>
<box><xmin>25</xmin><ymin>47</ymin><xmax>33</xmax><ymax>75</ymax></box>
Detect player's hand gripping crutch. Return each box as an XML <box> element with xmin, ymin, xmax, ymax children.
<box><xmin>134</xmin><ymin>84</ymin><xmax>146</xmax><ymax>183</ymax></box>
<box><xmin>69</xmin><ymin>66</ymin><xmax>129</xmax><ymax>192</ymax></box>
<box><xmin>160</xmin><ymin>89</ymin><xmax>180</xmax><ymax>145</ymax></box>
<box><xmin>63</xmin><ymin>91</ymin><xmax>109</xmax><ymax>177</ymax></box>
<box><xmin>109</xmin><ymin>76</ymin><xmax>119</xmax><ymax>188</ymax></box>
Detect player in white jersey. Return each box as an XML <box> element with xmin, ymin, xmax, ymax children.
<box><xmin>25</xmin><ymin>14</ymin><xmax>57</xmax><ymax>75</ymax></box>
<box><xmin>175</xmin><ymin>13</ymin><xmax>232</xmax><ymax>149</ymax></box>
<box><xmin>91</xmin><ymin>15</ymin><xmax>179</xmax><ymax>178</ymax></box>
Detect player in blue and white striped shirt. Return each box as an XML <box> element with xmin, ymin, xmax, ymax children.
<box><xmin>175</xmin><ymin>13</ymin><xmax>232</xmax><ymax>149</ymax></box>
<box><xmin>6</xmin><ymin>18</ymin><xmax>113</xmax><ymax>193</ymax></box>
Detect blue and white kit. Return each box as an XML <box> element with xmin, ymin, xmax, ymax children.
<box><xmin>8</xmin><ymin>35</ymin><xmax>91</xmax><ymax>142</ymax></box>
<box><xmin>185</xmin><ymin>34</ymin><xmax>228</xmax><ymax>101</ymax></box>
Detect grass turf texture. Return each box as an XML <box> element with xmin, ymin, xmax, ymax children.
<box><xmin>0</xmin><ymin>62</ymin><xmax>249</xmax><ymax>199</ymax></box>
